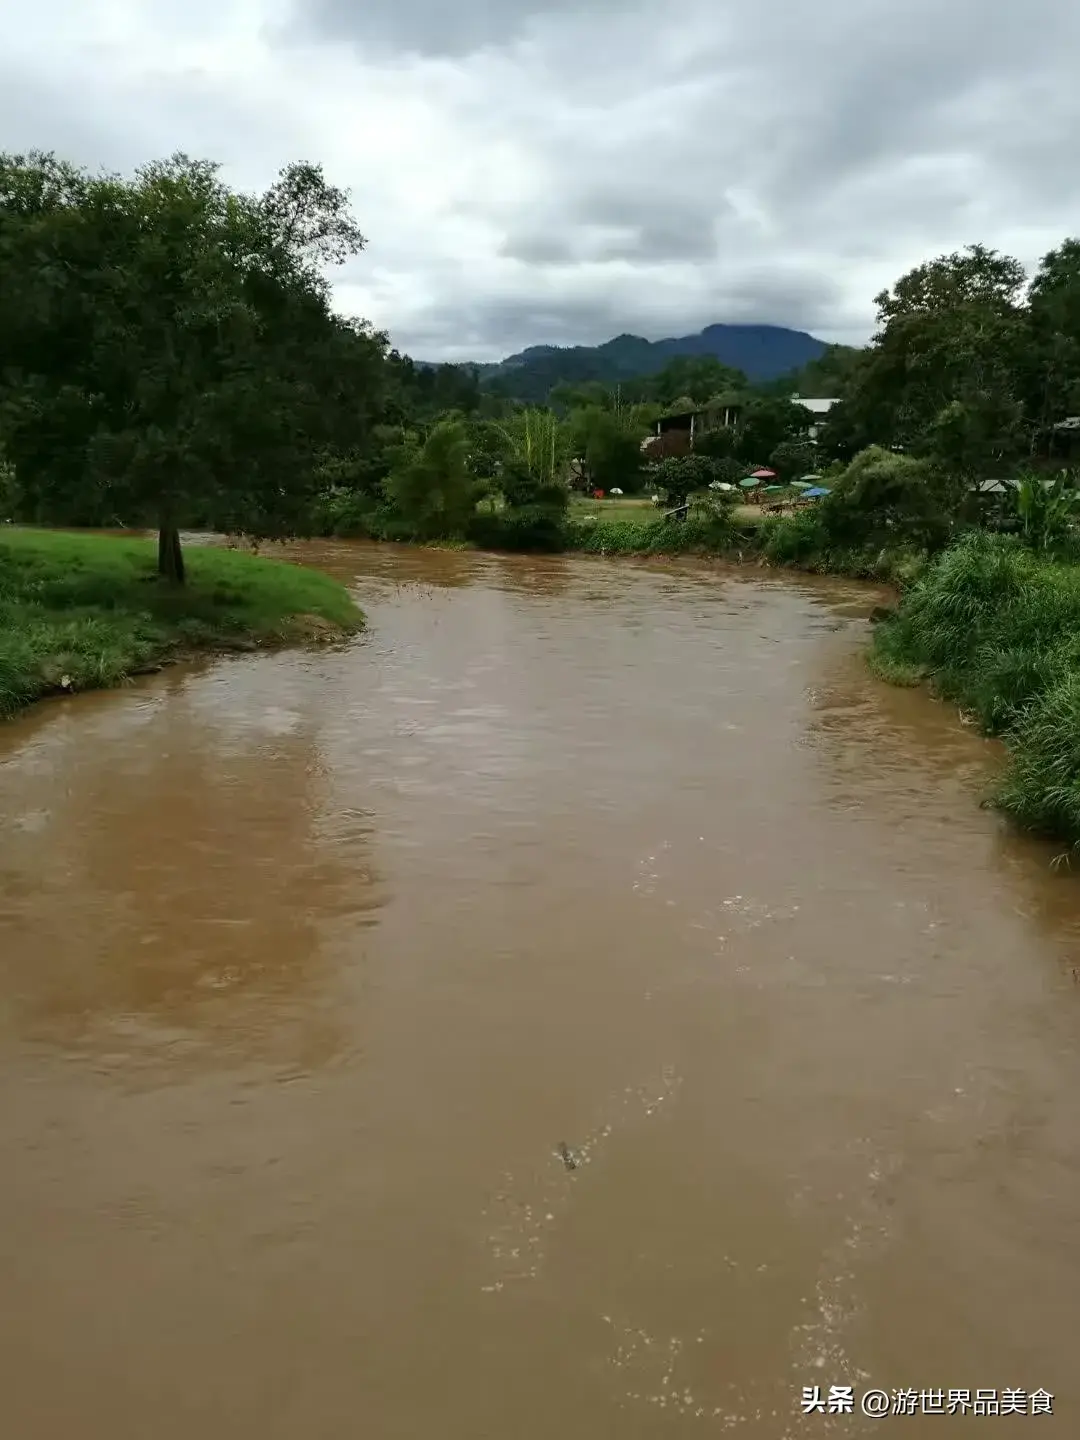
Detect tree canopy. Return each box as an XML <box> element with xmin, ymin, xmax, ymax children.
<box><xmin>0</xmin><ymin>150</ymin><xmax>388</xmax><ymax>579</ymax></box>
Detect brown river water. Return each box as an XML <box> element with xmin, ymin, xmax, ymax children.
<box><xmin>2</xmin><ymin>540</ymin><xmax>1080</xmax><ymax>1437</ymax></box>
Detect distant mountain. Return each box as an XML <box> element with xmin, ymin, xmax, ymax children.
<box><xmin>453</xmin><ymin>324</ymin><xmax>828</xmax><ymax>402</ymax></box>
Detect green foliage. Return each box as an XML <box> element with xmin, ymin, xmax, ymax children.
<box><xmin>469</xmin><ymin>505</ymin><xmax>567</xmax><ymax>552</ymax></box>
<box><xmin>383</xmin><ymin>419</ymin><xmax>482</xmax><ymax>540</ymax></box>
<box><xmin>642</xmin><ymin>356</ymin><xmax>748</xmax><ymax>407</ymax></box>
<box><xmin>564</xmin><ymin>511</ymin><xmax>738</xmax><ymax>556</ymax></box>
<box><xmin>768</xmin><ymin>438</ymin><xmax>818</xmax><ymax>482</ymax></box>
<box><xmin>649</xmin><ymin>452</ymin><xmax>734</xmax><ymax>505</ymax></box>
<box><xmin>819</xmin><ymin>446</ymin><xmax>956</xmax><ymax>550</ymax></box>
<box><xmin>822</xmin><ymin>243</ymin><xmax>1052</xmax><ymax>473</ymax></box>
<box><xmin>995</xmin><ymin>673</ymin><xmax>1080</xmax><ymax>843</ymax></box>
<box><xmin>693</xmin><ymin>425</ymin><xmax>739</xmax><ymax>462</ymax></box>
<box><xmin>0</xmin><ymin>150</ymin><xmax>388</xmax><ymax>580</ymax></box>
<box><xmin>764</xmin><ymin>343</ymin><xmax>865</xmax><ymax>400</ymax></box>
<box><xmin>0</xmin><ymin>527</ymin><xmax>361</xmax><ymax>718</ymax></box>
<box><xmin>465</xmin><ymin>417</ymin><xmax>512</xmax><ymax>481</ymax></box>
<box><xmin>759</xmin><ymin>508</ymin><xmax>831</xmax><ymax>565</ymax></box>
<box><xmin>0</xmin><ymin>447</ymin><xmax>16</xmax><ymax>519</ymax></box>
<box><xmin>494</xmin><ymin>408</ymin><xmax>570</xmax><ymax>519</ymax></box>
<box><xmin>872</xmin><ymin>531</ymin><xmax>1080</xmax><ymax>849</ymax></box>
<box><xmin>1012</xmin><ymin>471</ymin><xmax>1080</xmax><ymax>553</ymax></box>
<box><xmin>732</xmin><ymin>396</ymin><xmax>811</xmax><ymax>465</ymax></box>
<box><xmin>565</xmin><ymin>405</ymin><xmax>644</xmax><ymax>491</ymax></box>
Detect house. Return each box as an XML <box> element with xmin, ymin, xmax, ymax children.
<box><xmin>655</xmin><ymin>407</ymin><xmax>704</xmax><ymax>442</ymax></box>
<box><xmin>790</xmin><ymin>394</ymin><xmax>840</xmax><ymax>441</ymax></box>
<box><xmin>652</xmin><ymin>394</ymin><xmax>743</xmax><ymax>450</ymax></box>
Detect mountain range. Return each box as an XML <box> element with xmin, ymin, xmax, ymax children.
<box><xmin>443</xmin><ymin>324</ymin><xmax>832</xmax><ymax>402</ymax></box>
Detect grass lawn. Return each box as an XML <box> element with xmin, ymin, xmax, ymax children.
<box><xmin>569</xmin><ymin>496</ymin><xmax>662</xmax><ymax>524</ymax></box>
<box><xmin>0</xmin><ymin>528</ymin><xmax>363</xmax><ymax>719</ymax></box>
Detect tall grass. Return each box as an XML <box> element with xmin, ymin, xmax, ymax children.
<box><xmin>0</xmin><ymin>528</ymin><xmax>362</xmax><ymax>718</ymax></box>
<box><xmin>871</xmin><ymin>531</ymin><xmax>1080</xmax><ymax>850</ymax></box>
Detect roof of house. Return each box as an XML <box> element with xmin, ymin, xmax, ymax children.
<box><xmin>970</xmin><ymin>478</ymin><xmax>1019</xmax><ymax>493</ymax></box>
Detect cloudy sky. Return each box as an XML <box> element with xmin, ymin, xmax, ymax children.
<box><xmin>4</xmin><ymin>0</ymin><xmax>1079</xmax><ymax>360</ymax></box>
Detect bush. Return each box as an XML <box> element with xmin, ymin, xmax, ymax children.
<box><xmin>872</xmin><ymin>531</ymin><xmax>1080</xmax><ymax>849</ymax></box>
<box><xmin>309</xmin><ymin>487</ymin><xmax>377</xmax><ymax>538</ymax></box>
<box><xmin>650</xmin><ymin>452</ymin><xmax>730</xmax><ymax>504</ymax></box>
<box><xmin>564</xmin><ymin>510</ymin><xmax>738</xmax><ymax>556</ymax></box>
<box><xmin>820</xmin><ymin>446</ymin><xmax>955</xmax><ymax>550</ymax></box>
<box><xmin>469</xmin><ymin>505</ymin><xmax>568</xmax><ymax>552</ymax></box>
<box><xmin>996</xmin><ymin>671</ymin><xmax>1080</xmax><ymax>842</ymax></box>
<box><xmin>760</xmin><ymin>509</ymin><xmax>830</xmax><ymax>565</ymax></box>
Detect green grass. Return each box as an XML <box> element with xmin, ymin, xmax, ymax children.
<box><xmin>0</xmin><ymin>528</ymin><xmax>363</xmax><ymax>719</ymax></box>
<box><xmin>569</xmin><ymin>496</ymin><xmax>660</xmax><ymax>524</ymax></box>
<box><xmin>870</xmin><ymin>531</ymin><xmax>1080</xmax><ymax>851</ymax></box>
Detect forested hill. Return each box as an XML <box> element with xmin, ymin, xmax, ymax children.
<box><xmin>463</xmin><ymin>324</ymin><xmax>832</xmax><ymax>403</ymax></box>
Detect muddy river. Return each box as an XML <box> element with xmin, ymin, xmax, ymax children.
<box><xmin>2</xmin><ymin>542</ymin><xmax>1079</xmax><ymax>1437</ymax></box>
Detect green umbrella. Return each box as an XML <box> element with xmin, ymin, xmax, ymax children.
<box><xmin>739</xmin><ymin>477</ymin><xmax>759</xmax><ymax>488</ymax></box>
<box><xmin>799</xmin><ymin>473</ymin><xmax>822</xmax><ymax>482</ymax></box>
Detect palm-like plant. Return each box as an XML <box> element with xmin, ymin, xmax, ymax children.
<box><xmin>1013</xmin><ymin>470</ymin><xmax>1079</xmax><ymax>551</ymax></box>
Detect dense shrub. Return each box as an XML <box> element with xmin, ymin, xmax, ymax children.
<box><xmin>564</xmin><ymin>509</ymin><xmax>739</xmax><ymax>556</ymax></box>
<box><xmin>872</xmin><ymin>531</ymin><xmax>1080</xmax><ymax>850</ymax></box>
<box><xmin>469</xmin><ymin>506</ymin><xmax>568</xmax><ymax>552</ymax></box>
<box><xmin>309</xmin><ymin>487</ymin><xmax>377</xmax><ymax>538</ymax></box>
<box><xmin>996</xmin><ymin>672</ymin><xmax>1080</xmax><ymax>841</ymax></box>
<box><xmin>760</xmin><ymin>509</ymin><xmax>830</xmax><ymax>566</ymax></box>
<box><xmin>820</xmin><ymin>446</ymin><xmax>956</xmax><ymax>551</ymax></box>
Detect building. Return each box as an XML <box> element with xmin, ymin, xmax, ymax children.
<box><xmin>790</xmin><ymin>394</ymin><xmax>840</xmax><ymax>441</ymax></box>
<box><xmin>652</xmin><ymin>394</ymin><xmax>743</xmax><ymax>449</ymax></box>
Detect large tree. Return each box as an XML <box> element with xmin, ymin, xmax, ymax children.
<box><xmin>0</xmin><ymin>151</ymin><xmax>387</xmax><ymax>581</ymax></box>
<box><xmin>1023</xmin><ymin>239</ymin><xmax>1080</xmax><ymax>444</ymax></box>
<box><xmin>834</xmin><ymin>245</ymin><xmax>1028</xmax><ymax>475</ymax></box>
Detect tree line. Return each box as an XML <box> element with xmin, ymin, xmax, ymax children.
<box><xmin>3</xmin><ymin>150</ymin><xmax>1080</xmax><ymax>571</ymax></box>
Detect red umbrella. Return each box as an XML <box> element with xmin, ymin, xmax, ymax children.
<box><xmin>750</xmin><ymin>468</ymin><xmax>776</xmax><ymax>479</ymax></box>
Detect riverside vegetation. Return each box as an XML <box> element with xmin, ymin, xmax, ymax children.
<box><xmin>4</xmin><ymin>151</ymin><xmax>1080</xmax><ymax>851</ymax></box>
<box><xmin>0</xmin><ymin>528</ymin><xmax>362</xmax><ymax>718</ymax></box>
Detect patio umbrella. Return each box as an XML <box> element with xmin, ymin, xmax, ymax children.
<box><xmin>749</xmin><ymin>468</ymin><xmax>776</xmax><ymax>479</ymax></box>
<box><xmin>790</xmin><ymin>480</ymin><xmax>812</xmax><ymax>490</ymax></box>
<box><xmin>739</xmin><ymin>477</ymin><xmax>759</xmax><ymax>488</ymax></box>
<box><xmin>799</xmin><ymin>473</ymin><xmax>822</xmax><ymax>482</ymax></box>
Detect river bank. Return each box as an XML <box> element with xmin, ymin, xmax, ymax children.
<box><xmin>0</xmin><ymin>528</ymin><xmax>364</xmax><ymax>719</ymax></box>
<box><xmin>870</xmin><ymin>531</ymin><xmax>1080</xmax><ymax>854</ymax></box>
<box><xmin>3</xmin><ymin>541</ymin><xmax>1077</xmax><ymax>1437</ymax></box>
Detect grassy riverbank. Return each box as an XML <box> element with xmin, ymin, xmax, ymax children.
<box><xmin>871</xmin><ymin>533</ymin><xmax>1080</xmax><ymax>851</ymax></box>
<box><xmin>0</xmin><ymin>528</ymin><xmax>363</xmax><ymax>718</ymax></box>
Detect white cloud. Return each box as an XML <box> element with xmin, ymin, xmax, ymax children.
<box><xmin>4</xmin><ymin>0</ymin><xmax>1080</xmax><ymax>360</ymax></box>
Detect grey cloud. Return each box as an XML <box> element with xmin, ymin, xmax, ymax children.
<box><xmin>500</xmin><ymin>216</ymin><xmax>722</xmax><ymax>265</ymax></box>
<box><xmin>384</xmin><ymin>258</ymin><xmax>846</xmax><ymax>362</ymax></box>
<box><xmin>286</xmin><ymin>0</ymin><xmax>631</xmax><ymax>58</ymax></box>
<box><xmin>7</xmin><ymin>0</ymin><xmax>1080</xmax><ymax>364</ymax></box>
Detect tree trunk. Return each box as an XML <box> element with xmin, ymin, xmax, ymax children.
<box><xmin>157</xmin><ymin>520</ymin><xmax>185</xmax><ymax>584</ymax></box>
